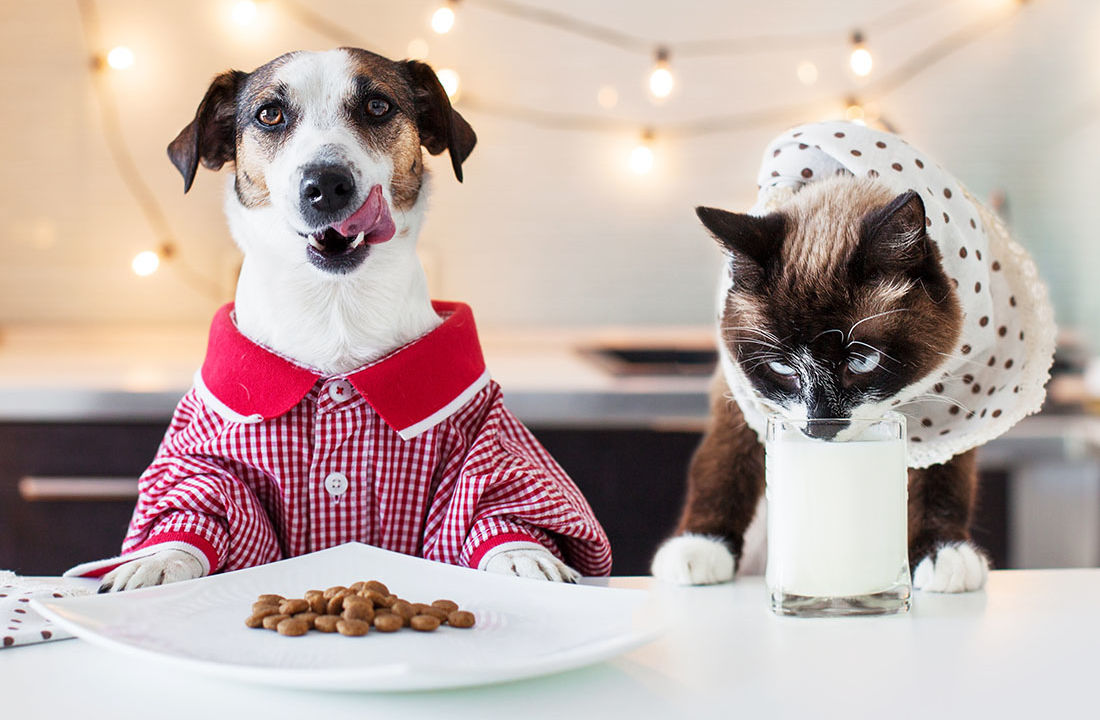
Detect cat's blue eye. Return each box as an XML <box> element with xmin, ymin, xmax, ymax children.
<box><xmin>767</xmin><ymin>360</ymin><xmax>797</xmax><ymax>377</ymax></box>
<box><xmin>847</xmin><ymin>350</ymin><xmax>881</xmax><ymax>374</ymax></box>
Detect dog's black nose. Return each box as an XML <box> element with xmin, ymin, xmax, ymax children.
<box><xmin>300</xmin><ymin>166</ymin><xmax>355</xmax><ymax>216</ymax></box>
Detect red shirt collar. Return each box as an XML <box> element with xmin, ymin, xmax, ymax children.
<box><xmin>198</xmin><ymin>301</ymin><xmax>489</xmax><ymax>439</ymax></box>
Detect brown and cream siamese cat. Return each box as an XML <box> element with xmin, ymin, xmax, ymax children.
<box><xmin>652</xmin><ymin>176</ymin><xmax>989</xmax><ymax>592</ymax></box>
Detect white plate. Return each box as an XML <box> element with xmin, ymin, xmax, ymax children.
<box><xmin>32</xmin><ymin>543</ymin><xmax>658</xmax><ymax>691</ymax></box>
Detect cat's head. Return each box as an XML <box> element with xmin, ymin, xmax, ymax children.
<box><xmin>700</xmin><ymin>176</ymin><xmax>962</xmax><ymax>428</ymax></box>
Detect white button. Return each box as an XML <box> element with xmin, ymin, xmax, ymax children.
<box><xmin>324</xmin><ymin>472</ymin><xmax>349</xmax><ymax>498</ymax></box>
<box><xmin>328</xmin><ymin>379</ymin><xmax>354</xmax><ymax>403</ymax></box>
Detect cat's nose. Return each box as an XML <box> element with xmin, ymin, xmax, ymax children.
<box><xmin>803</xmin><ymin>416</ymin><xmax>850</xmax><ymax>440</ymax></box>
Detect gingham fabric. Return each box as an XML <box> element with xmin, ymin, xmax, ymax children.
<box><xmin>66</xmin><ymin>302</ymin><xmax>611</xmax><ymax>579</ymax></box>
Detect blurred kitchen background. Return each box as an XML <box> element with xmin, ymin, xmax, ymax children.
<box><xmin>1</xmin><ymin>0</ymin><xmax>1097</xmax><ymax>576</ymax></box>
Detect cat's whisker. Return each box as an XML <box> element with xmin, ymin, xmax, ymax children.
<box><xmin>897</xmin><ymin>394</ymin><xmax>972</xmax><ymax>413</ymax></box>
<box><xmin>812</xmin><ymin>328</ymin><xmax>845</xmax><ymax>343</ymax></box>
<box><xmin>846</xmin><ymin>308</ymin><xmax>911</xmax><ymax>342</ymax></box>
<box><xmin>848</xmin><ymin>340</ymin><xmax>900</xmax><ymax>364</ymax></box>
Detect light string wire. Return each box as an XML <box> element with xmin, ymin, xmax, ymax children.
<box><xmin>76</xmin><ymin>0</ymin><xmax>228</xmax><ymax>303</ymax></box>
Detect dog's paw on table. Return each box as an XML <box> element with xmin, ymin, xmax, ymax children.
<box><xmin>650</xmin><ymin>533</ymin><xmax>736</xmax><ymax>586</ymax></box>
<box><xmin>484</xmin><ymin>549</ymin><xmax>580</xmax><ymax>583</ymax></box>
<box><xmin>99</xmin><ymin>549</ymin><xmax>205</xmax><ymax>593</ymax></box>
<box><xmin>912</xmin><ymin>541</ymin><xmax>990</xmax><ymax>593</ymax></box>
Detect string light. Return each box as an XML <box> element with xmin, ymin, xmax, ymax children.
<box><xmin>131</xmin><ymin>250</ymin><xmax>160</xmax><ymax>277</ymax></box>
<box><xmin>230</xmin><ymin>1</ymin><xmax>257</xmax><ymax>26</ymax></box>
<box><xmin>431</xmin><ymin>1</ymin><xmax>457</xmax><ymax>34</ymax></box>
<box><xmin>648</xmin><ymin>47</ymin><xmax>674</xmax><ymax>99</ymax></box>
<box><xmin>845</xmin><ymin>97</ymin><xmax>867</xmax><ymax>124</ymax></box>
<box><xmin>105</xmin><ymin>45</ymin><xmax>134</xmax><ymax>70</ymax></box>
<box><xmin>597</xmin><ymin>85</ymin><xmax>618</xmax><ymax>109</ymax></box>
<box><xmin>407</xmin><ymin>37</ymin><xmax>429</xmax><ymax>59</ymax></box>
<box><xmin>629</xmin><ymin>130</ymin><xmax>655</xmax><ymax>174</ymax></box>
<box><xmin>849</xmin><ymin>30</ymin><xmax>873</xmax><ymax>77</ymax></box>
<box><xmin>436</xmin><ymin>68</ymin><xmax>460</xmax><ymax>100</ymax></box>
<box><xmin>796</xmin><ymin>61</ymin><xmax>818</xmax><ymax>85</ymax></box>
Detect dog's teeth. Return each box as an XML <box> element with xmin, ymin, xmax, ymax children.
<box><xmin>308</xmin><ymin>236</ymin><xmax>325</xmax><ymax>250</ymax></box>
<box><xmin>350</xmin><ymin>231</ymin><xmax>366</xmax><ymax>249</ymax></box>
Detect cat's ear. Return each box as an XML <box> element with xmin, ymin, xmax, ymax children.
<box><xmin>857</xmin><ymin>190</ymin><xmax>934</xmax><ymax>274</ymax></box>
<box><xmin>696</xmin><ymin>206</ymin><xmax>785</xmax><ymax>266</ymax></box>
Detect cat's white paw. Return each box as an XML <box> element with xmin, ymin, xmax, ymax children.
<box><xmin>484</xmin><ymin>548</ymin><xmax>579</xmax><ymax>582</ymax></box>
<box><xmin>651</xmin><ymin>534</ymin><xmax>736</xmax><ymax>585</ymax></box>
<box><xmin>98</xmin><ymin>549</ymin><xmax>205</xmax><ymax>593</ymax></box>
<box><xmin>912</xmin><ymin>541</ymin><xmax>989</xmax><ymax>593</ymax></box>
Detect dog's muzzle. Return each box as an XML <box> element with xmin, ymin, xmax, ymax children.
<box><xmin>302</xmin><ymin>184</ymin><xmax>397</xmax><ymax>275</ymax></box>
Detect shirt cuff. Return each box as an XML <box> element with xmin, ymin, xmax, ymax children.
<box><xmin>467</xmin><ymin>531</ymin><xmax>546</xmax><ymax>570</ymax></box>
<box><xmin>63</xmin><ymin>531</ymin><xmax>219</xmax><ymax>579</ymax></box>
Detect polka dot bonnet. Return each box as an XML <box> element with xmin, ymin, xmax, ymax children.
<box><xmin>717</xmin><ymin>121</ymin><xmax>1056</xmax><ymax>469</ymax></box>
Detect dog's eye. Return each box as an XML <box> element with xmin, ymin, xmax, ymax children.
<box><xmin>256</xmin><ymin>105</ymin><xmax>284</xmax><ymax>126</ymax></box>
<box><xmin>847</xmin><ymin>350</ymin><xmax>881</xmax><ymax>374</ymax></box>
<box><xmin>366</xmin><ymin>98</ymin><xmax>391</xmax><ymax>117</ymax></box>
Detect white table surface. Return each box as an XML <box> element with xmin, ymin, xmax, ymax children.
<box><xmin>1</xmin><ymin>570</ymin><xmax>1096</xmax><ymax>719</ymax></box>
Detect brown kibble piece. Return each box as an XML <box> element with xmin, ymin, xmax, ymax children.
<box><xmin>337</xmin><ymin>619</ymin><xmax>370</xmax><ymax>637</ymax></box>
<box><xmin>447</xmin><ymin>610</ymin><xmax>475</xmax><ymax>628</ymax></box>
<box><xmin>277</xmin><ymin>617</ymin><xmax>310</xmax><ymax>636</ymax></box>
<box><xmin>376</xmin><ymin>594</ymin><xmax>396</xmax><ymax>609</ymax></box>
<box><xmin>305</xmin><ymin>590</ymin><xmax>327</xmax><ymax>614</ymax></box>
<box><xmin>412</xmin><ymin>603</ymin><xmax>448</xmax><ymax>621</ymax></box>
<box><xmin>279</xmin><ymin>598</ymin><xmax>310</xmax><ymax>615</ymax></box>
<box><xmin>245</xmin><ymin>606</ymin><xmax>282</xmax><ymax>628</ymax></box>
<box><xmin>410</xmin><ymin>615</ymin><xmax>441</xmax><ymax>632</ymax></box>
<box><xmin>293</xmin><ymin>612</ymin><xmax>319</xmax><ymax>628</ymax></box>
<box><xmin>365</xmin><ymin>581</ymin><xmax>389</xmax><ymax>596</ymax></box>
<box><xmin>348</xmin><ymin>581</ymin><xmax>368</xmax><ymax>593</ymax></box>
<box><xmin>362</xmin><ymin>590</ymin><xmax>387</xmax><ymax>605</ymax></box>
<box><xmin>314</xmin><ymin>615</ymin><xmax>341</xmax><ymax>633</ymax></box>
<box><xmin>343</xmin><ymin>602</ymin><xmax>374</xmax><ymax>623</ymax></box>
<box><xmin>373</xmin><ymin>613</ymin><xmax>403</xmax><ymax>632</ymax></box>
<box><xmin>256</xmin><ymin>594</ymin><xmax>284</xmax><ymax>604</ymax></box>
<box><xmin>326</xmin><ymin>592</ymin><xmax>351</xmax><ymax>615</ymax></box>
<box><xmin>323</xmin><ymin>586</ymin><xmax>348</xmax><ymax>600</ymax></box>
<box><xmin>431</xmin><ymin>600</ymin><xmax>459</xmax><ymax>614</ymax></box>
<box><xmin>262</xmin><ymin>613</ymin><xmax>290</xmax><ymax>630</ymax></box>
<box><xmin>252</xmin><ymin>600</ymin><xmax>280</xmax><ymax>613</ymax></box>
<box><xmin>391</xmin><ymin>600</ymin><xmax>415</xmax><ymax>621</ymax></box>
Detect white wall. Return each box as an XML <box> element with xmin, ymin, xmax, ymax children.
<box><xmin>0</xmin><ymin>0</ymin><xmax>1095</xmax><ymax>337</ymax></box>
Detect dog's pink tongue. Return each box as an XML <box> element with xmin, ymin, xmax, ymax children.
<box><xmin>332</xmin><ymin>185</ymin><xmax>395</xmax><ymax>244</ymax></box>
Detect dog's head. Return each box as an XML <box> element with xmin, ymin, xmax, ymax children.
<box><xmin>167</xmin><ymin>48</ymin><xmax>475</xmax><ymax>275</ymax></box>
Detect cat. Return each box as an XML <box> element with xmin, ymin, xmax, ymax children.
<box><xmin>651</xmin><ymin>149</ymin><xmax>1053</xmax><ymax>593</ymax></box>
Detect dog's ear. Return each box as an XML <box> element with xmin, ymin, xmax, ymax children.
<box><xmin>167</xmin><ymin>70</ymin><xmax>246</xmax><ymax>193</ymax></box>
<box><xmin>402</xmin><ymin>60</ymin><xmax>477</xmax><ymax>182</ymax></box>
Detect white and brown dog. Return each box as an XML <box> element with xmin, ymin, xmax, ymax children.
<box><xmin>69</xmin><ymin>49</ymin><xmax>611</xmax><ymax>591</ymax></box>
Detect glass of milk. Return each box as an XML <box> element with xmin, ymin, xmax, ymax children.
<box><xmin>765</xmin><ymin>413</ymin><xmax>911</xmax><ymax>617</ymax></box>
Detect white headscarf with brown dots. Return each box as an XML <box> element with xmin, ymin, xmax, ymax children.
<box><xmin>718</xmin><ymin>120</ymin><xmax>1056</xmax><ymax>469</ymax></box>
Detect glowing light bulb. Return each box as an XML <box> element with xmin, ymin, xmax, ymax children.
<box><xmin>106</xmin><ymin>46</ymin><xmax>135</xmax><ymax>70</ymax></box>
<box><xmin>436</xmin><ymin>68</ymin><xmax>460</xmax><ymax>100</ymax></box>
<box><xmin>231</xmin><ymin>1</ymin><xmax>257</xmax><ymax>25</ymax></box>
<box><xmin>648</xmin><ymin>48</ymin><xmax>674</xmax><ymax>99</ymax></box>
<box><xmin>629</xmin><ymin>131</ymin><xmax>655</xmax><ymax>174</ymax></box>
<box><xmin>845</xmin><ymin>100</ymin><xmax>867</xmax><ymax>124</ymax></box>
<box><xmin>796</xmin><ymin>61</ymin><xmax>818</xmax><ymax>86</ymax></box>
<box><xmin>407</xmin><ymin>37</ymin><xmax>429</xmax><ymax>59</ymax></box>
<box><xmin>597</xmin><ymin>85</ymin><xmax>618</xmax><ymax>109</ymax></box>
<box><xmin>131</xmin><ymin>250</ymin><xmax>160</xmax><ymax>277</ymax></box>
<box><xmin>849</xmin><ymin>31</ymin><xmax>872</xmax><ymax>77</ymax></box>
<box><xmin>431</xmin><ymin>3</ymin><xmax>455</xmax><ymax>34</ymax></box>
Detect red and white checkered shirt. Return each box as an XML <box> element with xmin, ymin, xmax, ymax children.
<box><xmin>67</xmin><ymin>301</ymin><xmax>611</xmax><ymax>579</ymax></box>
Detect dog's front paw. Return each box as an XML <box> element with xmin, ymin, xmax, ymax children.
<box><xmin>651</xmin><ymin>534</ymin><xmax>736</xmax><ymax>585</ymax></box>
<box><xmin>912</xmin><ymin>541</ymin><xmax>989</xmax><ymax>593</ymax></box>
<box><xmin>98</xmin><ymin>549</ymin><xmax>205</xmax><ymax>593</ymax></box>
<box><xmin>484</xmin><ymin>548</ymin><xmax>579</xmax><ymax>583</ymax></box>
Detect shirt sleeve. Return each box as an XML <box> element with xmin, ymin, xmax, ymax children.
<box><xmin>425</xmin><ymin>383</ymin><xmax>613</xmax><ymax>576</ymax></box>
<box><xmin>65</xmin><ymin>390</ymin><xmax>282</xmax><ymax>578</ymax></box>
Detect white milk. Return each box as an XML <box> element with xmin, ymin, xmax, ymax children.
<box><xmin>765</xmin><ymin>434</ymin><xmax>908</xmax><ymax>598</ymax></box>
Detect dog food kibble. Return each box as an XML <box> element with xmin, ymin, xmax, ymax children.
<box><xmin>432</xmin><ymin>599</ymin><xmax>459</xmax><ymax>614</ymax></box>
<box><xmin>277</xmin><ymin>617</ymin><xmax>311</xmax><ymax>637</ymax></box>
<box><xmin>447</xmin><ymin>610</ymin><xmax>476</xmax><ymax>628</ymax></box>
<box><xmin>410</xmin><ymin>615</ymin><xmax>442</xmax><ymax>632</ymax></box>
<box><xmin>262</xmin><ymin>613</ymin><xmax>290</xmax><ymax>630</ymax></box>
<box><xmin>245</xmin><ymin>580</ymin><xmax>475</xmax><ymax>639</ymax></box>
<box><xmin>313</xmin><ymin>615</ymin><xmax>341</xmax><ymax>633</ymax></box>
<box><xmin>373</xmin><ymin>613</ymin><xmax>403</xmax><ymax>632</ymax></box>
<box><xmin>279</xmin><ymin>598</ymin><xmax>310</xmax><ymax>615</ymax></box>
<box><xmin>337</xmin><ymin>618</ymin><xmax>370</xmax><ymax>636</ymax></box>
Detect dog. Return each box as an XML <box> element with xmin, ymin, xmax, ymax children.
<box><xmin>64</xmin><ymin>48</ymin><xmax>612</xmax><ymax>590</ymax></box>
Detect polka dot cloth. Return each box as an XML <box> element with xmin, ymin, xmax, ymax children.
<box><xmin>718</xmin><ymin>121</ymin><xmax>1056</xmax><ymax>469</ymax></box>
<box><xmin>0</xmin><ymin>570</ymin><xmax>94</xmax><ymax>648</ymax></box>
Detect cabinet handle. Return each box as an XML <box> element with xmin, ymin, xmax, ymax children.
<box><xmin>18</xmin><ymin>476</ymin><xmax>139</xmax><ymax>502</ymax></box>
